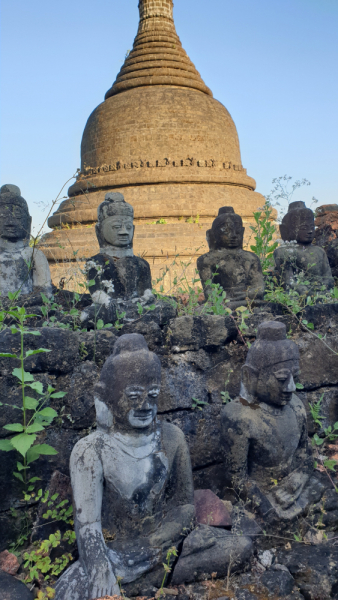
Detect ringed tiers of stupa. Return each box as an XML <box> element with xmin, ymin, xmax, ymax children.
<box><xmin>41</xmin><ymin>0</ymin><xmax>266</xmax><ymax>287</ymax></box>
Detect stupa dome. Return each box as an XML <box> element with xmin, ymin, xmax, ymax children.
<box><xmin>43</xmin><ymin>0</ymin><xmax>266</xmax><ymax>287</ymax></box>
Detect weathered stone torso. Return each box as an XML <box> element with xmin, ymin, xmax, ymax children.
<box><xmin>87</xmin><ymin>253</ymin><xmax>152</xmax><ymax>300</ymax></box>
<box><xmin>0</xmin><ymin>248</ymin><xmax>33</xmax><ymax>295</ymax></box>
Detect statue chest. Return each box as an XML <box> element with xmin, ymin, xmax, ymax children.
<box><xmin>101</xmin><ymin>439</ymin><xmax>169</xmax><ymax>523</ymax></box>
<box><xmin>0</xmin><ymin>252</ymin><xmax>33</xmax><ymax>294</ymax></box>
<box><xmin>214</xmin><ymin>256</ymin><xmax>249</xmax><ymax>288</ymax></box>
<box><xmin>250</xmin><ymin>406</ymin><xmax>301</xmax><ymax>468</ymax></box>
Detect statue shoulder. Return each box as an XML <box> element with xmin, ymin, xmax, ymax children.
<box><xmin>70</xmin><ymin>432</ymin><xmax>103</xmax><ymax>466</ymax></box>
<box><xmin>161</xmin><ymin>421</ymin><xmax>189</xmax><ymax>452</ymax></box>
<box><xmin>221</xmin><ymin>398</ymin><xmax>252</xmax><ymax>422</ymax></box>
<box><xmin>290</xmin><ymin>393</ymin><xmax>307</xmax><ymax>420</ymax></box>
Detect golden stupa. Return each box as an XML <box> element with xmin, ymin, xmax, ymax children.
<box><xmin>42</xmin><ymin>0</ymin><xmax>265</xmax><ymax>287</ymax></box>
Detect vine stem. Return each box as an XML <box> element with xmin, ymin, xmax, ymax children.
<box><xmin>20</xmin><ymin>318</ymin><xmax>28</xmax><ymax>489</ymax></box>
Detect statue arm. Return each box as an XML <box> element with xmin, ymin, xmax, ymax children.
<box><xmin>221</xmin><ymin>404</ymin><xmax>250</xmax><ymax>490</ymax></box>
<box><xmin>30</xmin><ymin>249</ymin><xmax>52</xmax><ymax>296</ymax></box>
<box><xmin>273</xmin><ymin>248</ymin><xmax>296</xmax><ymax>290</ymax></box>
<box><xmin>321</xmin><ymin>251</ymin><xmax>334</xmax><ymax>288</ymax></box>
<box><xmin>70</xmin><ymin>439</ymin><xmax>119</xmax><ymax>598</ymax></box>
<box><xmin>197</xmin><ymin>256</ymin><xmax>214</xmax><ymax>299</ymax></box>
<box><xmin>149</xmin><ymin>427</ymin><xmax>195</xmax><ymax>550</ymax></box>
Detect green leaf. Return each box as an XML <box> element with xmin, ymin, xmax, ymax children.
<box><xmin>96</xmin><ymin>319</ymin><xmax>104</xmax><ymax>330</ymax></box>
<box><xmin>27</xmin><ymin>381</ymin><xmax>44</xmax><ymax>395</ymax></box>
<box><xmin>10</xmin><ymin>327</ymin><xmax>19</xmax><ymax>334</ymax></box>
<box><xmin>24</xmin><ymin>331</ymin><xmax>41</xmax><ymax>336</ymax></box>
<box><xmin>0</xmin><ymin>439</ymin><xmax>14</xmax><ymax>452</ymax></box>
<box><xmin>333</xmin><ymin>422</ymin><xmax>338</xmax><ymax>430</ymax></box>
<box><xmin>13</xmin><ymin>472</ymin><xmax>24</xmax><ymax>483</ymax></box>
<box><xmin>12</xmin><ymin>368</ymin><xmax>34</xmax><ymax>383</ymax></box>
<box><xmin>324</xmin><ymin>459</ymin><xmax>338</xmax><ymax>472</ymax></box>
<box><xmin>24</xmin><ymin>397</ymin><xmax>39</xmax><ymax>410</ymax></box>
<box><xmin>25</xmin><ymin>349</ymin><xmax>51</xmax><ymax>357</ymax></box>
<box><xmin>0</xmin><ymin>353</ymin><xmax>17</xmax><ymax>358</ymax></box>
<box><xmin>26</xmin><ymin>444</ymin><xmax>58</xmax><ymax>465</ymax></box>
<box><xmin>3</xmin><ymin>423</ymin><xmax>24</xmax><ymax>432</ymax></box>
<box><xmin>10</xmin><ymin>433</ymin><xmax>37</xmax><ymax>457</ymax></box>
<box><xmin>26</xmin><ymin>423</ymin><xmax>45</xmax><ymax>433</ymax></box>
<box><xmin>296</xmin><ymin>383</ymin><xmax>304</xmax><ymax>390</ymax></box>
<box><xmin>39</xmin><ymin>408</ymin><xmax>58</xmax><ymax>419</ymax></box>
<box><xmin>17</xmin><ymin>462</ymin><xmax>25</xmax><ymax>471</ymax></box>
<box><xmin>50</xmin><ymin>392</ymin><xmax>66</xmax><ymax>399</ymax></box>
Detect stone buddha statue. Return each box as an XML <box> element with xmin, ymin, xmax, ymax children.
<box><xmin>221</xmin><ymin>321</ymin><xmax>323</xmax><ymax>521</ymax></box>
<box><xmin>274</xmin><ymin>201</ymin><xmax>334</xmax><ymax>295</ymax></box>
<box><xmin>86</xmin><ymin>192</ymin><xmax>152</xmax><ymax>304</ymax></box>
<box><xmin>0</xmin><ymin>185</ymin><xmax>52</xmax><ymax>299</ymax></box>
<box><xmin>55</xmin><ymin>334</ymin><xmax>195</xmax><ymax>600</ymax></box>
<box><xmin>197</xmin><ymin>207</ymin><xmax>265</xmax><ymax>309</ymax></box>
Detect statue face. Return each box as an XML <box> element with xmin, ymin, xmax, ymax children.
<box><xmin>213</xmin><ymin>216</ymin><xmax>244</xmax><ymax>249</ymax></box>
<box><xmin>244</xmin><ymin>358</ymin><xmax>299</xmax><ymax>406</ymax></box>
<box><xmin>102</xmin><ymin>352</ymin><xmax>161</xmax><ymax>432</ymax></box>
<box><xmin>101</xmin><ymin>215</ymin><xmax>134</xmax><ymax>247</ymax></box>
<box><xmin>295</xmin><ymin>217</ymin><xmax>315</xmax><ymax>245</ymax></box>
<box><xmin>0</xmin><ymin>201</ymin><xmax>30</xmax><ymax>242</ymax></box>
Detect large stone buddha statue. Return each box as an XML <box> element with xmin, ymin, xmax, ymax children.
<box><xmin>221</xmin><ymin>321</ymin><xmax>323</xmax><ymax>521</ymax></box>
<box><xmin>55</xmin><ymin>334</ymin><xmax>195</xmax><ymax>600</ymax></box>
<box><xmin>0</xmin><ymin>185</ymin><xmax>52</xmax><ymax>299</ymax></box>
<box><xmin>85</xmin><ymin>192</ymin><xmax>152</xmax><ymax>305</ymax></box>
<box><xmin>197</xmin><ymin>207</ymin><xmax>265</xmax><ymax>309</ymax></box>
<box><xmin>274</xmin><ymin>201</ymin><xmax>334</xmax><ymax>295</ymax></box>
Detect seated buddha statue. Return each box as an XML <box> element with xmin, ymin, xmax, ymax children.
<box><xmin>55</xmin><ymin>334</ymin><xmax>195</xmax><ymax>600</ymax></box>
<box><xmin>221</xmin><ymin>321</ymin><xmax>323</xmax><ymax>521</ymax></box>
<box><xmin>0</xmin><ymin>184</ymin><xmax>52</xmax><ymax>299</ymax></box>
<box><xmin>86</xmin><ymin>192</ymin><xmax>152</xmax><ymax>304</ymax></box>
<box><xmin>274</xmin><ymin>201</ymin><xmax>334</xmax><ymax>295</ymax></box>
<box><xmin>197</xmin><ymin>207</ymin><xmax>265</xmax><ymax>309</ymax></box>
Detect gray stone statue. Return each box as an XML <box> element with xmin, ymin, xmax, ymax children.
<box><xmin>55</xmin><ymin>334</ymin><xmax>195</xmax><ymax>600</ymax></box>
<box><xmin>274</xmin><ymin>201</ymin><xmax>334</xmax><ymax>295</ymax></box>
<box><xmin>221</xmin><ymin>321</ymin><xmax>323</xmax><ymax>521</ymax></box>
<box><xmin>197</xmin><ymin>207</ymin><xmax>265</xmax><ymax>309</ymax></box>
<box><xmin>0</xmin><ymin>185</ymin><xmax>52</xmax><ymax>298</ymax></box>
<box><xmin>86</xmin><ymin>192</ymin><xmax>152</xmax><ymax>304</ymax></box>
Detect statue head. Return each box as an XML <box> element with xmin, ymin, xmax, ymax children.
<box><xmin>94</xmin><ymin>333</ymin><xmax>161</xmax><ymax>433</ymax></box>
<box><xmin>207</xmin><ymin>207</ymin><xmax>244</xmax><ymax>250</ymax></box>
<box><xmin>0</xmin><ymin>185</ymin><xmax>32</xmax><ymax>244</ymax></box>
<box><xmin>279</xmin><ymin>201</ymin><xmax>315</xmax><ymax>245</ymax></box>
<box><xmin>240</xmin><ymin>321</ymin><xmax>300</xmax><ymax>406</ymax></box>
<box><xmin>95</xmin><ymin>192</ymin><xmax>134</xmax><ymax>251</ymax></box>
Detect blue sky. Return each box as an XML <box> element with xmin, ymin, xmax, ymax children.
<box><xmin>1</xmin><ymin>0</ymin><xmax>337</xmax><ymax>235</ymax></box>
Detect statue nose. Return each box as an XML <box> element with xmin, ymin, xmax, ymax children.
<box><xmin>282</xmin><ymin>374</ymin><xmax>296</xmax><ymax>393</ymax></box>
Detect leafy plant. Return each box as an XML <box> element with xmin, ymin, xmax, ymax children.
<box><xmin>157</xmin><ymin>546</ymin><xmax>178</xmax><ymax>598</ymax></box>
<box><xmin>249</xmin><ymin>202</ymin><xmax>278</xmax><ymax>272</ymax></box>
<box><xmin>23</xmin><ymin>530</ymin><xmax>74</xmax><ymax>583</ymax></box>
<box><xmin>0</xmin><ymin>299</ymin><xmax>65</xmax><ymax>493</ymax></box>
<box><xmin>192</xmin><ymin>397</ymin><xmax>208</xmax><ymax>411</ymax></box>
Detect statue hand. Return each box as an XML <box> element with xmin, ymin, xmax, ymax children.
<box><xmin>88</xmin><ymin>558</ymin><xmax>119</xmax><ymax>599</ymax></box>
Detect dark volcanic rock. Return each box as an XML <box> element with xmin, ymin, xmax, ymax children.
<box><xmin>0</xmin><ymin>328</ymin><xmax>80</xmax><ymax>375</ymax></box>
<box><xmin>172</xmin><ymin>525</ymin><xmax>252</xmax><ymax>584</ymax></box>
<box><xmin>296</xmin><ymin>334</ymin><xmax>338</xmax><ymax>389</ymax></box>
<box><xmin>277</xmin><ymin>543</ymin><xmax>338</xmax><ymax>600</ymax></box>
<box><xmin>260</xmin><ymin>566</ymin><xmax>295</xmax><ymax>596</ymax></box>
<box><xmin>0</xmin><ymin>571</ymin><xmax>34</xmax><ymax>600</ymax></box>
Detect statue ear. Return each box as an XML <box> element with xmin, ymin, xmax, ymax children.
<box><xmin>94</xmin><ymin>382</ymin><xmax>113</xmax><ymax>432</ymax></box>
<box><xmin>279</xmin><ymin>223</ymin><xmax>288</xmax><ymax>241</ymax></box>
<box><xmin>241</xmin><ymin>365</ymin><xmax>258</xmax><ymax>402</ymax></box>
<box><xmin>206</xmin><ymin>229</ymin><xmax>216</xmax><ymax>250</ymax></box>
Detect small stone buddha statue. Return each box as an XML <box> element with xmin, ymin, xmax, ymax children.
<box><xmin>55</xmin><ymin>334</ymin><xmax>195</xmax><ymax>600</ymax></box>
<box><xmin>221</xmin><ymin>321</ymin><xmax>323</xmax><ymax>521</ymax></box>
<box><xmin>197</xmin><ymin>207</ymin><xmax>265</xmax><ymax>309</ymax></box>
<box><xmin>86</xmin><ymin>192</ymin><xmax>152</xmax><ymax>304</ymax></box>
<box><xmin>274</xmin><ymin>201</ymin><xmax>334</xmax><ymax>295</ymax></box>
<box><xmin>0</xmin><ymin>185</ymin><xmax>52</xmax><ymax>299</ymax></box>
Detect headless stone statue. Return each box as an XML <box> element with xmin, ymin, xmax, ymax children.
<box><xmin>0</xmin><ymin>185</ymin><xmax>52</xmax><ymax>299</ymax></box>
<box><xmin>197</xmin><ymin>207</ymin><xmax>265</xmax><ymax>309</ymax></box>
<box><xmin>86</xmin><ymin>192</ymin><xmax>152</xmax><ymax>303</ymax></box>
<box><xmin>55</xmin><ymin>334</ymin><xmax>195</xmax><ymax>600</ymax></box>
<box><xmin>274</xmin><ymin>201</ymin><xmax>334</xmax><ymax>295</ymax></box>
<box><xmin>221</xmin><ymin>321</ymin><xmax>323</xmax><ymax>521</ymax></box>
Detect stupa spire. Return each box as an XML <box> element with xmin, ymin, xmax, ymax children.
<box><xmin>105</xmin><ymin>0</ymin><xmax>212</xmax><ymax>99</ymax></box>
